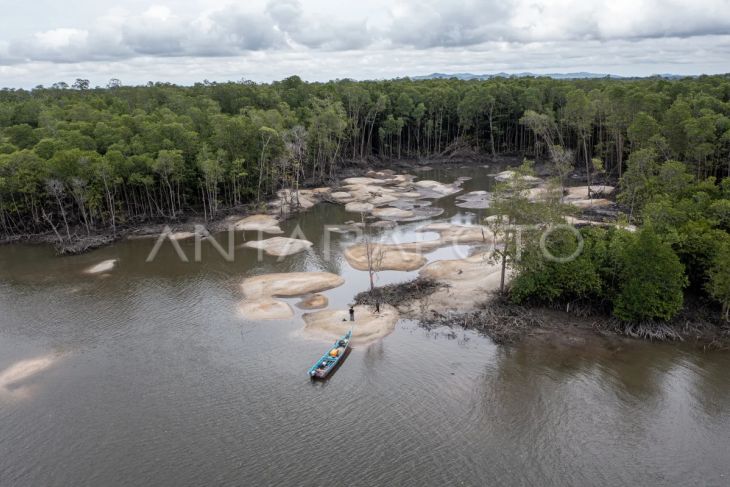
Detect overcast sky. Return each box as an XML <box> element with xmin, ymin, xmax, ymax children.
<box><xmin>1</xmin><ymin>0</ymin><xmax>729</xmax><ymax>88</ymax></box>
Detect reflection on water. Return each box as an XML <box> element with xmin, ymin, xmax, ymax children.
<box><xmin>1</xmin><ymin>166</ymin><xmax>729</xmax><ymax>486</ymax></box>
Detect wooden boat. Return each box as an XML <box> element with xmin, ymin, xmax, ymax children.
<box><xmin>308</xmin><ymin>330</ymin><xmax>352</xmax><ymax>379</ymax></box>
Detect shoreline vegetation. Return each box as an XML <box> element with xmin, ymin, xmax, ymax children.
<box><xmin>1</xmin><ymin>75</ymin><xmax>729</xmax><ymax>344</ymax></box>
<box><xmin>354</xmin><ymin>279</ymin><xmax>730</xmax><ymax>349</ymax></box>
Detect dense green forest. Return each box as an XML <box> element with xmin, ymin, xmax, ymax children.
<box><xmin>1</xmin><ymin>74</ymin><xmax>729</xmax><ymax>322</ymax></box>
<box><xmin>2</xmin><ymin>75</ymin><xmax>730</xmax><ymax>240</ymax></box>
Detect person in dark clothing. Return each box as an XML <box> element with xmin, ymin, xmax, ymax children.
<box><xmin>375</xmin><ymin>301</ymin><xmax>380</xmax><ymax>313</ymax></box>
<box><xmin>349</xmin><ymin>306</ymin><xmax>355</xmax><ymax>321</ymax></box>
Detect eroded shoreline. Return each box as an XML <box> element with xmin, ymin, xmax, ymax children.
<box><xmin>354</xmin><ymin>278</ymin><xmax>730</xmax><ymax>349</ymax></box>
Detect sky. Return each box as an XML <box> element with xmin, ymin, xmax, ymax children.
<box><xmin>1</xmin><ymin>0</ymin><xmax>729</xmax><ymax>88</ymax></box>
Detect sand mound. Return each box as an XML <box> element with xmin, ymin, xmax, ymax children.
<box><xmin>400</xmin><ymin>207</ymin><xmax>445</xmax><ymax>222</ymax></box>
<box><xmin>243</xmin><ymin>237</ymin><xmax>313</xmax><ymax>257</ymax></box>
<box><xmin>493</xmin><ymin>170</ymin><xmax>543</xmax><ymax>184</ymax></box>
<box><xmin>0</xmin><ymin>354</ymin><xmax>59</xmax><ymax>399</ymax></box>
<box><xmin>163</xmin><ymin>230</ymin><xmax>198</xmax><ymax>241</ymax></box>
<box><xmin>239</xmin><ymin>298</ymin><xmax>294</xmax><ymax>320</ymax></box>
<box><xmin>242</xmin><ymin>272</ymin><xmax>345</xmax><ymax>299</ymax></box>
<box><xmin>234</xmin><ymin>215</ymin><xmax>283</xmax><ymax>234</ymax></box>
<box><xmin>567</xmin><ymin>198</ymin><xmax>613</xmax><ymax>209</ymax></box>
<box><xmin>414</xmin><ymin>180</ymin><xmax>462</xmax><ymax>197</ymax></box>
<box><xmin>561</xmin><ymin>185</ymin><xmax>614</xmax><ymax>209</ymax></box>
<box><xmin>412</xmin><ymin>252</ymin><xmax>506</xmax><ymax>313</ymax></box>
<box><xmin>417</xmin><ymin>223</ymin><xmax>495</xmax><ymax>246</ymax></box>
<box><xmin>297</xmin><ymin>294</ymin><xmax>328</xmax><ymax>310</ymax></box>
<box><xmin>345</xmin><ymin>202</ymin><xmax>375</xmax><ymax>213</ymax></box>
<box><xmin>371</xmin><ymin>207</ymin><xmax>415</xmax><ymax>220</ymax></box>
<box><xmin>369</xmin><ymin>194</ymin><xmax>400</xmax><ymax>206</ymax></box>
<box><xmin>330</xmin><ymin>191</ymin><xmax>354</xmax><ymax>203</ymax></box>
<box><xmin>342</xmin><ymin>177</ymin><xmax>387</xmax><ymax>186</ymax></box>
<box><xmin>564</xmin><ymin>216</ymin><xmax>638</xmax><ymax>232</ymax></box>
<box><xmin>302</xmin><ymin>304</ymin><xmax>399</xmax><ymax>345</ymax></box>
<box><xmin>239</xmin><ymin>272</ymin><xmax>345</xmax><ymax>320</ymax></box>
<box><xmin>526</xmin><ymin>187</ymin><xmax>551</xmax><ymax>201</ymax></box>
<box><xmin>456</xmin><ymin>191</ymin><xmax>492</xmax><ymax>209</ymax></box>
<box><xmin>344</xmin><ymin>244</ymin><xmax>427</xmax><ymax>271</ymax></box>
<box><xmin>85</xmin><ymin>259</ymin><xmax>118</xmax><ymax>274</ymax></box>
<box><xmin>564</xmin><ymin>185</ymin><xmax>615</xmax><ymax>200</ymax></box>
<box><xmin>344</xmin><ymin>224</ymin><xmax>495</xmax><ymax>273</ymax></box>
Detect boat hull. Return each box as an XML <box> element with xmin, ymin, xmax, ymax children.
<box><xmin>307</xmin><ymin>330</ymin><xmax>352</xmax><ymax>380</ymax></box>
<box><xmin>311</xmin><ymin>347</ymin><xmax>350</xmax><ymax>379</ymax></box>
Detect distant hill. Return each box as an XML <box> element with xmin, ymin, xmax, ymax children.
<box><xmin>411</xmin><ymin>72</ymin><xmax>688</xmax><ymax>80</ymax></box>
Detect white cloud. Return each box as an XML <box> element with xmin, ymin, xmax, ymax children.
<box><xmin>0</xmin><ymin>0</ymin><xmax>728</xmax><ymax>86</ymax></box>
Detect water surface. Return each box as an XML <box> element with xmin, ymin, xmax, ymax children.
<box><xmin>1</xmin><ymin>166</ymin><xmax>729</xmax><ymax>486</ymax></box>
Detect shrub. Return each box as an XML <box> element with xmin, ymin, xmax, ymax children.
<box><xmin>510</xmin><ymin>227</ymin><xmax>608</xmax><ymax>305</ymax></box>
<box><xmin>613</xmin><ymin>228</ymin><xmax>687</xmax><ymax>322</ymax></box>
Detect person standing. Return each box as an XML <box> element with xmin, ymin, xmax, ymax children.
<box><xmin>349</xmin><ymin>306</ymin><xmax>355</xmax><ymax>321</ymax></box>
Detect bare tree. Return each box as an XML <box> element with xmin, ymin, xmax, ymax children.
<box><xmin>45</xmin><ymin>179</ymin><xmax>71</xmax><ymax>241</ymax></box>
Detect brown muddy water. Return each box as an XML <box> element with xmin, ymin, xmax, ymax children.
<box><xmin>1</xmin><ymin>166</ymin><xmax>729</xmax><ymax>486</ymax></box>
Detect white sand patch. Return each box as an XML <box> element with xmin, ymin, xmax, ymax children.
<box><xmin>371</xmin><ymin>207</ymin><xmax>415</xmax><ymax>220</ymax></box>
<box><xmin>234</xmin><ymin>214</ymin><xmax>283</xmax><ymax>234</ymax></box>
<box><xmin>413</xmin><ymin>252</ymin><xmax>506</xmax><ymax>313</ymax></box>
<box><xmin>456</xmin><ymin>191</ymin><xmax>492</xmax><ymax>209</ymax></box>
<box><xmin>414</xmin><ymin>180</ymin><xmax>462</xmax><ymax>196</ymax></box>
<box><xmin>0</xmin><ymin>354</ymin><xmax>59</xmax><ymax>399</ymax></box>
<box><xmin>327</xmin><ymin>224</ymin><xmax>358</xmax><ymax>234</ymax></box>
<box><xmin>345</xmin><ymin>202</ymin><xmax>375</xmax><ymax>213</ymax></box>
<box><xmin>344</xmin><ymin>244</ymin><xmax>427</xmax><ymax>271</ymax></box>
<box><xmin>242</xmin><ymin>237</ymin><xmax>313</xmax><ymax>257</ymax></box>
<box><xmin>344</xmin><ymin>223</ymin><xmax>496</xmax><ymax>274</ymax></box>
<box><xmin>416</xmin><ymin>223</ymin><xmax>495</xmax><ymax>247</ymax></box>
<box><xmin>564</xmin><ymin>216</ymin><xmax>638</xmax><ymax>232</ymax></box>
<box><xmin>342</xmin><ymin>177</ymin><xmax>387</xmax><ymax>186</ymax></box>
<box><xmin>564</xmin><ymin>185</ymin><xmax>615</xmax><ymax>200</ymax></box>
<box><xmin>567</xmin><ymin>198</ymin><xmax>613</xmax><ymax>209</ymax></box>
<box><xmin>168</xmin><ymin>231</ymin><xmax>196</xmax><ymax>241</ymax></box>
<box><xmin>526</xmin><ymin>187</ymin><xmax>550</xmax><ymax>201</ymax></box>
<box><xmin>303</xmin><ymin>304</ymin><xmax>399</xmax><ymax>345</ymax></box>
<box><xmin>369</xmin><ymin>195</ymin><xmax>400</xmax><ymax>206</ymax></box>
<box><xmin>0</xmin><ymin>356</ymin><xmax>56</xmax><ymax>390</ymax></box>
<box><xmin>239</xmin><ymin>272</ymin><xmax>345</xmax><ymax>320</ymax></box>
<box><xmin>239</xmin><ymin>298</ymin><xmax>294</xmax><ymax>320</ymax></box>
<box><xmin>330</xmin><ymin>191</ymin><xmax>354</xmax><ymax>203</ymax></box>
<box><xmin>85</xmin><ymin>259</ymin><xmax>118</xmax><ymax>274</ymax></box>
<box><xmin>242</xmin><ymin>272</ymin><xmax>345</xmax><ymax>299</ymax></box>
<box><xmin>493</xmin><ymin>170</ymin><xmax>543</xmax><ymax>185</ymax></box>
<box><xmin>297</xmin><ymin>294</ymin><xmax>329</xmax><ymax>310</ymax></box>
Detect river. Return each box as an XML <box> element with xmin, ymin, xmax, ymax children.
<box><xmin>1</xmin><ymin>166</ymin><xmax>729</xmax><ymax>486</ymax></box>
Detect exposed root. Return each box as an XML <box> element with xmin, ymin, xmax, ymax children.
<box><xmin>418</xmin><ymin>300</ymin><xmax>543</xmax><ymax>345</ymax></box>
<box><xmin>603</xmin><ymin>320</ymin><xmax>683</xmax><ymax>341</ymax></box>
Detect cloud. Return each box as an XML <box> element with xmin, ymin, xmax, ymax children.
<box><xmin>387</xmin><ymin>0</ymin><xmax>513</xmax><ymax>48</ymax></box>
<box><xmin>2</xmin><ymin>34</ymin><xmax>728</xmax><ymax>89</ymax></box>
<box><xmin>0</xmin><ymin>0</ymin><xmax>377</xmax><ymax>64</ymax></box>
<box><xmin>386</xmin><ymin>0</ymin><xmax>730</xmax><ymax>46</ymax></box>
<box><xmin>0</xmin><ymin>0</ymin><xmax>728</xmax><ymax>85</ymax></box>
